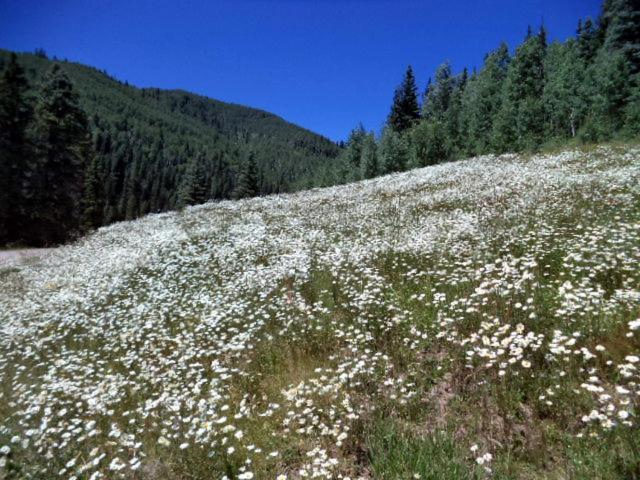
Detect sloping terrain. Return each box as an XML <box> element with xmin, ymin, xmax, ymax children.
<box><xmin>1</xmin><ymin>146</ymin><xmax>639</xmax><ymax>479</ymax></box>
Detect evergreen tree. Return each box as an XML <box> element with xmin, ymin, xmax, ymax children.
<box><xmin>177</xmin><ymin>154</ymin><xmax>209</xmax><ymax>208</ymax></box>
<box><xmin>379</xmin><ymin>127</ymin><xmax>408</xmax><ymax>174</ymax></box>
<box><xmin>29</xmin><ymin>64</ymin><xmax>91</xmax><ymax>245</ymax></box>
<box><xmin>388</xmin><ymin>66</ymin><xmax>420</xmax><ymax>133</ymax></box>
<box><xmin>410</xmin><ymin>120</ymin><xmax>447</xmax><ymax>167</ymax></box>
<box><xmin>82</xmin><ymin>152</ymin><xmax>105</xmax><ymax>231</ymax></box>
<box><xmin>577</xmin><ymin>18</ymin><xmax>600</xmax><ymax>61</ymax></box>
<box><xmin>339</xmin><ymin>124</ymin><xmax>367</xmax><ymax>181</ymax></box>
<box><xmin>601</xmin><ymin>0</ymin><xmax>640</xmax><ymax>73</ymax></box>
<box><xmin>0</xmin><ymin>53</ymin><xmax>32</xmax><ymax>244</ymax></box>
<box><xmin>460</xmin><ymin>43</ymin><xmax>510</xmax><ymax>155</ymax></box>
<box><xmin>360</xmin><ymin>132</ymin><xmax>378</xmax><ymax>179</ymax></box>
<box><xmin>423</xmin><ymin>61</ymin><xmax>453</xmax><ymax>121</ymax></box>
<box><xmin>232</xmin><ymin>153</ymin><xmax>258</xmax><ymax>200</ymax></box>
<box><xmin>444</xmin><ymin>68</ymin><xmax>468</xmax><ymax>156</ymax></box>
<box><xmin>623</xmin><ymin>77</ymin><xmax>640</xmax><ymax>136</ymax></box>
<box><xmin>581</xmin><ymin>50</ymin><xmax>632</xmax><ymax>140</ymax></box>
<box><xmin>493</xmin><ymin>28</ymin><xmax>547</xmax><ymax>151</ymax></box>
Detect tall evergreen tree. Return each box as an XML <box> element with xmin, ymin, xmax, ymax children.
<box><xmin>0</xmin><ymin>53</ymin><xmax>32</xmax><ymax>244</ymax></box>
<box><xmin>82</xmin><ymin>152</ymin><xmax>105</xmax><ymax>231</ymax></box>
<box><xmin>388</xmin><ymin>66</ymin><xmax>420</xmax><ymax>133</ymax></box>
<box><xmin>232</xmin><ymin>153</ymin><xmax>259</xmax><ymax>200</ymax></box>
<box><xmin>581</xmin><ymin>50</ymin><xmax>632</xmax><ymax>140</ymax></box>
<box><xmin>379</xmin><ymin>127</ymin><xmax>409</xmax><ymax>174</ymax></box>
<box><xmin>423</xmin><ymin>61</ymin><xmax>454</xmax><ymax>121</ymax></box>
<box><xmin>360</xmin><ymin>132</ymin><xmax>379</xmax><ymax>179</ymax></box>
<box><xmin>493</xmin><ymin>27</ymin><xmax>547</xmax><ymax>151</ymax></box>
<box><xmin>577</xmin><ymin>18</ymin><xmax>600</xmax><ymax>61</ymax></box>
<box><xmin>601</xmin><ymin>0</ymin><xmax>640</xmax><ymax>73</ymax></box>
<box><xmin>460</xmin><ymin>43</ymin><xmax>510</xmax><ymax>155</ymax></box>
<box><xmin>29</xmin><ymin>64</ymin><xmax>91</xmax><ymax>245</ymax></box>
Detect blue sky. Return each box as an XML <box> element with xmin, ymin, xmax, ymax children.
<box><xmin>0</xmin><ymin>0</ymin><xmax>601</xmax><ymax>141</ymax></box>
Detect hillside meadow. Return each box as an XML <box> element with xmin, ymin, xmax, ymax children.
<box><xmin>1</xmin><ymin>145</ymin><xmax>639</xmax><ymax>479</ymax></box>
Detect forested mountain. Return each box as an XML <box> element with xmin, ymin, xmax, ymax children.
<box><xmin>340</xmin><ymin>0</ymin><xmax>639</xmax><ymax>179</ymax></box>
<box><xmin>0</xmin><ymin>49</ymin><xmax>340</xmax><ymax>245</ymax></box>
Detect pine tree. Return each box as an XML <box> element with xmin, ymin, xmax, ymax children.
<box><xmin>388</xmin><ymin>66</ymin><xmax>420</xmax><ymax>133</ymax></box>
<box><xmin>339</xmin><ymin>124</ymin><xmax>367</xmax><ymax>181</ymax></box>
<box><xmin>0</xmin><ymin>53</ymin><xmax>33</xmax><ymax>244</ymax></box>
<box><xmin>493</xmin><ymin>27</ymin><xmax>547</xmax><ymax>151</ymax></box>
<box><xmin>460</xmin><ymin>43</ymin><xmax>510</xmax><ymax>155</ymax></box>
<box><xmin>601</xmin><ymin>0</ymin><xmax>640</xmax><ymax>73</ymax></box>
<box><xmin>82</xmin><ymin>152</ymin><xmax>105</xmax><ymax>231</ymax></box>
<box><xmin>360</xmin><ymin>132</ymin><xmax>378</xmax><ymax>179</ymax></box>
<box><xmin>177</xmin><ymin>154</ymin><xmax>209</xmax><ymax>208</ymax></box>
<box><xmin>30</xmin><ymin>64</ymin><xmax>91</xmax><ymax>245</ymax></box>
<box><xmin>379</xmin><ymin>127</ymin><xmax>408</xmax><ymax>174</ymax></box>
<box><xmin>444</xmin><ymin>68</ymin><xmax>468</xmax><ymax>156</ymax></box>
<box><xmin>232</xmin><ymin>153</ymin><xmax>258</xmax><ymax>200</ymax></box>
<box><xmin>581</xmin><ymin>50</ymin><xmax>632</xmax><ymax>140</ymax></box>
<box><xmin>623</xmin><ymin>79</ymin><xmax>640</xmax><ymax>136</ymax></box>
<box><xmin>423</xmin><ymin>61</ymin><xmax>453</xmax><ymax>121</ymax></box>
<box><xmin>410</xmin><ymin>120</ymin><xmax>447</xmax><ymax>167</ymax></box>
<box><xmin>577</xmin><ymin>18</ymin><xmax>600</xmax><ymax>61</ymax></box>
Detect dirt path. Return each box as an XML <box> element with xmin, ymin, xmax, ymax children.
<box><xmin>0</xmin><ymin>248</ymin><xmax>52</xmax><ymax>267</ymax></box>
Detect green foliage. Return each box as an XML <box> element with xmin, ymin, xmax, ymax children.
<box><xmin>0</xmin><ymin>49</ymin><xmax>341</xmax><ymax>245</ymax></box>
<box><xmin>580</xmin><ymin>50</ymin><xmax>632</xmax><ymax>141</ymax></box>
<box><xmin>493</xmin><ymin>28</ymin><xmax>547</xmax><ymax>152</ymax></box>
<box><xmin>460</xmin><ymin>44</ymin><xmax>510</xmax><ymax>155</ymax></box>
<box><xmin>379</xmin><ymin>127</ymin><xmax>409</xmax><ymax>174</ymax></box>
<box><xmin>232</xmin><ymin>153</ymin><xmax>259</xmax><ymax>200</ymax></box>
<box><xmin>360</xmin><ymin>132</ymin><xmax>379</xmax><ymax>179</ymax></box>
<box><xmin>388</xmin><ymin>65</ymin><xmax>421</xmax><ymax>133</ymax></box>
<box><xmin>366</xmin><ymin>418</ymin><xmax>473</xmax><ymax>480</ymax></box>
<box><xmin>423</xmin><ymin>61</ymin><xmax>453</xmax><ymax>121</ymax></box>
<box><xmin>601</xmin><ymin>0</ymin><xmax>640</xmax><ymax>73</ymax></box>
<box><xmin>0</xmin><ymin>53</ymin><xmax>32</xmax><ymax>245</ymax></box>
<box><xmin>543</xmin><ymin>40</ymin><xmax>587</xmax><ymax>138</ymax></box>
<box><xmin>410</xmin><ymin>119</ymin><xmax>447</xmax><ymax>167</ymax></box>
<box><xmin>28</xmin><ymin>64</ymin><xmax>92</xmax><ymax>245</ymax></box>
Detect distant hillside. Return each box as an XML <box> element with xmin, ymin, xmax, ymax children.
<box><xmin>0</xmin><ymin>49</ymin><xmax>341</xmax><ymax>225</ymax></box>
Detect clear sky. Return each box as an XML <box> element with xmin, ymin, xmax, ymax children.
<box><xmin>0</xmin><ymin>0</ymin><xmax>601</xmax><ymax>141</ymax></box>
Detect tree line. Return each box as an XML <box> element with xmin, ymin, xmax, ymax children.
<box><xmin>335</xmin><ymin>0</ymin><xmax>639</xmax><ymax>182</ymax></box>
<box><xmin>0</xmin><ymin>51</ymin><xmax>341</xmax><ymax>246</ymax></box>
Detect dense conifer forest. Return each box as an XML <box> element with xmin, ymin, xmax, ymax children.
<box><xmin>0</xmin><ymin>50</ymin><xmax>341</xmax><ymax>245</ymax></box>
<box><xmin>339</xmin><ymin>0</ymin><xmax>639</xmax><ymax>181</ymax></box>
<box><xmin>0</xmin><ymin>0</ymin><xmax>639</xmax><ymax>246</ymax></box>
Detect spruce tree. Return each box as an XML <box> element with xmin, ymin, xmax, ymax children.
<box><xmin>423</xmin><ymin>61</ymin><xmax>453</xmax><ymax>121</ymax></box>
<box><xmin>601</xmin><ymin>0</ymin><xmax>640</xmax><ymax>73</ymax></box>
<box><xmin>360</xmin><ymin>132</ymin><xmax>378</xmax><ymax>179</ymax></box>
<box><xmin>388</xmin><ymin>66</ymin><xmax>420</xmax><ymax>133</ymax></box>
<box><xmin>460</xmin><ymin>43</ymin><xmax>510</xmax><ymax>155</ymax></box>
<box><xmin>0</xmin><ymin>53</ymin><xmax>32</xmax><ymax>244</ymax></box>
<box><xmin>577</xmin><ymin>18</ymin><xmax>600</xmax><ymax>61</ymax></box>
<box><xmin>82</xmin><ymin>152</ymin><xmax>105</xmax><ymax>231</ymax></box>
<box><xmin>581</xmin><ymin>50</ymin><xmax>632</xmax><ymax>140</ymax></box>
<box><xmin>493</xmin><ymin>28</ymin><xmax>547</xmax><ymax>151</ymax></box>
<box><xmin>379</xmin><ymin>127</ymin><xmax>408</xmax><ymax>174</ymax></box>
<box><xmin>232</xmin><ymin>153</ymin><xmax>258</xmax><ymax>200</ymax></box>
<box><xmin>30</xmin><ymin>64</ymin><xmax>91</xmax><ymax>245</ymax></box>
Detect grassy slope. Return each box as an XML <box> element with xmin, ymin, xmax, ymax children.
<box><xmin>0</xmin><ymin>145</ymin><xmax>639</xmax><ymax>479</ymax></box>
